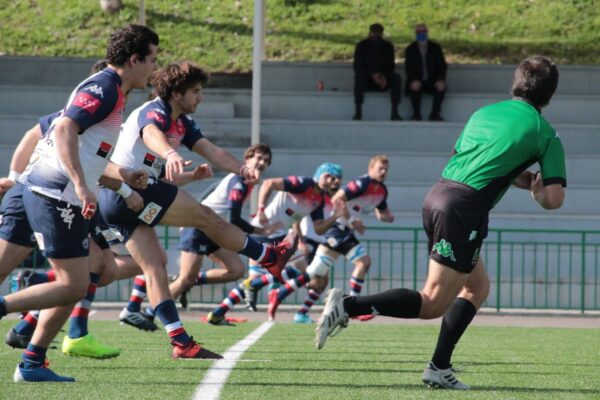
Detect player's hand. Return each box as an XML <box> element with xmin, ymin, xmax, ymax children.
<box><xmin>410</xmin><ymin>80</ymin><xmax>422</xmax><ymax>91</ymax></box>
<box><xmin>124</xmin><ymin>168</ymin><xmax>148</xmax><ymax>190</ymax></box>
<box><xmin>351</xmin><ymin>217</ymin><xmax>366</xmax><ymax>235</ymax></box>
<box><xmin>124</xmin><ymin>190</ymin><xmax>144</xmax><ymax>212</ymax></box>
<box><xmin>530</xmin><ymin>171</ymin><xmax>544</xmax><ymax>200</ymax></box>
<box><xmin>240</xmin><ymin>165</ymin><xmax>259</xmax><ymax>185</ymax></box>
<box><xmin>0</xmin><ymin>177</ymin><xmax>15</xmax><ymax>194</ymax></box>
<box><xmin>193</xmin><ymin>163</ymin><xmax>214</xmax><ymax>181</ymax></box>
<box><xmin>258</xmin><ymin>221</ymin><xmax>284</xmax><ymax>235</ymax></box>
<box><xmin>165</xmin><ymin>151</ymin><xmax>192</xmax><ymax>182</ymax></box>
<box><xmin>514</xmin><ymin>170</ymin><xmax>536</xmax><ymax>190</ymax></box>
<box><xmin>75</xmin><ymin>184</ymin><xmax>97</xmax><ymax>219</ymax></box>
<box><xmin>333</xmin><ymin>200</ymin><xmax>349</xmax><ymax>219</ymax></box>
<box><xmin>257</xmin><ymin>210</ymin><xmax>270</xmax><ymax>226</ymax></box>
<box><xmin>434</xmin><ymin>80</ymin><xmax>446</xmax><ymax>91</ymax></box>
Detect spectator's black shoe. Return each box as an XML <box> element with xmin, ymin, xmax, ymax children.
<box><xmin>352</xmin><ymin>112</ymin><xmax>362</xmax><ymax>121</ymax></box>
<box><xmin>391</xmin><ymin>112</ymin><xmax>403</xmax><ymax>121</ymax></box>
<box><xmin>429</xmin><ymin>113</ymin><xmax>444</xmax><ymax>121</ymax></box>
<box><xmin>410</xmin><ymin>113</ymin><xmax>423</xmax><ymax>121</ymax></box>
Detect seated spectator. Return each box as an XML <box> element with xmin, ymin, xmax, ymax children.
<box><xmin>404</xmin><ymin>23</ymin><xmax>447</xmax><ymax>121</ymax></box>
<box><xmin>353</xmin><ymin>23</ymin><xmax>402</xmax><ymax>121</ymax></box>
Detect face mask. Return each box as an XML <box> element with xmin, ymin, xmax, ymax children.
<box><xmin>416</xmin><ymin>32</ymin><xmax>428</xmax><ymax>42</ymax></box>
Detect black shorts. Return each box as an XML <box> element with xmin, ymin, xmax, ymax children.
<box><xmin>422</xmin><ymin>179</ymin><xmax>489</xmax><ymax>273</ymax></box>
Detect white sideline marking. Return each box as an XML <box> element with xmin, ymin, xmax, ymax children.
<box><xmin>193</xmin><ymin>322</ymin><xmax>274</xmax><ymax>400</ymax></box>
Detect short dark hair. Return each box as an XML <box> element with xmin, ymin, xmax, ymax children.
<box><xmin>511</xmin><ymin>56</ymin><xmax>559</xmax><ymax>107</ymax></box>
<box><xmin>150</xmin><ymin>61</ymin><xmax>209</xmax><ymax>101</ymax></box>
<box><xmin>244</xmin><ymin>144</ymin><xmax>272</xmax><ymax>165</ymax></box>
<box><xmin>369</xmin><ymin>23</ymin><xmax>384</xmax><ymax>33</ymax></box>
<box><xmin>106</xmin><ymin>24</ymin><xmax>159</xmax><ymax>66</ymax></box>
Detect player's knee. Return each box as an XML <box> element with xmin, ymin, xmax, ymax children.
<box><xmin>229</xmin><ymin>265</ymin><xmax>245</xmax><ymax>281</ymax></box>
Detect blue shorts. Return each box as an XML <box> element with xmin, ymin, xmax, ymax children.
<box><xmin>0</xmin><ymin>183</ymin><xmax>36</xmax><ymax>247</ymax></box>
<box><xmin>177</xmin><ymin>228</ymin><xmax>219</xmax><ymax>256</ymax></box>
<box><xmin>98</xmin><ymin>178</ymin><xmax>178</xmax><ymax>243</ymax></box>
<box><xmin>23</xmin><ymin>188</ymin><xmax>90</xmax><ymax>259</ymax></box>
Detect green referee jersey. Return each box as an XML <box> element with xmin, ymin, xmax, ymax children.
<box><xmin>442</xmin><ymin>99</ymin><xmax>566</xmax><ymax>207</ymax></box>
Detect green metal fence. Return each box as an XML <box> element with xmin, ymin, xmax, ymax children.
<box><xmin>4</xmin><ymin>226</ymin><xmax>600</xmax><ymax>313</ymax></box>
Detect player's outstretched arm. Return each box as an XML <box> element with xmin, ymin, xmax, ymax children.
<box><xmin>375</xmin><ymin>208</ymin><xmax>394</xmax><ymax>223</ymax></box>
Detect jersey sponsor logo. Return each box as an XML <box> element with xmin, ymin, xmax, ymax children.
<box><xmin>352</xmin><ymin>204</ymin><xmax>361</xmax><ymax>212</ymax></box>
<box><xmin>96</xmin><ymin>141</ymin><xmax>113</xmax><ymax>159</ymax></box>
<box><xmin>288</xmin><ymin>176</ymin><xmax>300</xmax><ymax>187</ymax></box>
<box><xmin>432</xmin><ymin>239</ymin><xmax>457</xmax><ymax>262</ymax></box>
<box><xmin>143</xmin><ymin>153</ymin><xmax>157</xmax><ymax>167</ymax></box>
<box><xmin>138</xmin><ymin>202</ymin><xmax>162</xmax><ymax>224</ymax></box>
<box><xmin>348</xmin><ymin>180</ymin><xmax>360</xmax><ymax>193</ymax></box>
<box><xmin>56</xmin><ymin>205</ymin><xmax>75</xmax><ymax>230</ymax></box>
<box><xmin>285</xmin><ymin>208</ymin><xmax>295</xmax><ymax>216</ymax></box>
<box><xmin>146</xmin><ymin>110</ymin><xmax>166</xmax><ymax>127</ymax></box>
<box><xmin>229</xmin><ymin>190</ymin><xmax>244</xmax><ymax>202</ymax></box>
<box><xmin>85</xmin><ymin>84</ymin><xmax>104</xmax><ymax>98</ymax></box>
<box><xmin>73</xmin><ymin>92</ymin><xmax>102</xmax><ymax>114</ymax></box>
<box><xmin>82</xmin><ymin>237</ymin><xmax>90</xmax><ymax>250</ymax></box>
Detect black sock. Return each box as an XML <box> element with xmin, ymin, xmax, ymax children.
<box><xmin>431</xmin><ymin>298</ymin><xmax>477</xmax><ymax>370</ymax></box>
<box><xmin>342</xmin><ymin>288</ymin><xmax>422</xmax><ymax>318</ymax></box>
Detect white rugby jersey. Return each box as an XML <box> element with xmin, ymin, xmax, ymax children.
<box><xmin>343</xmin><ymin>175</ymin><xmax>389</xmax><ymax>216</ymax></box>
<box><xmin>251</xmin><ymin>176</ymin><xmax>325</xmax><ymax>239</ymax></box>
<box><xmin>110</xmin><ymin>98</ymin><xmax>204</xmax><ymax>179</ymax></box>
<box><xmin>202</xmin><ymin>173</ymin><xmax>251</xmax><ymax>218</ymax></box>
<box><xmin>23</xmin><ymin>68</ymin><xmax>125</xmax><ymax>205</ymax></box>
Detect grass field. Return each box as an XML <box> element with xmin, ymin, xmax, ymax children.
<box><xmin>1</xmin><ymin>1</ymin><xmax>600</xmax><ymax>72</ymax></box>
<box><xmin>0</xmin><ymin>319</ymin><xmax>598</xmax><ymax>399</ymax></box>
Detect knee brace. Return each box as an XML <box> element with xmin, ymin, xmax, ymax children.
<box><xmin>345</xmin><ymin>244</ymin><xmax>367</xmax><ymax>263</ymax></box>
<box><xmin>306</xmin><ymin>251</ymin><xmax>335</xmax><ymax>278</ymax></box>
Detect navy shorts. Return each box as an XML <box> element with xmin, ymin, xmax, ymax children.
<box><xmin>322</xmin><ymin>233</ymin><xmax>361</xmax><ymax>256</ymax></box>
<box><xmin>177</xmin><ymin>227</ymin><xmax>219</xmax><ymax>256</ymax></box>
<box><xmin>0</xmin><ymin>183</ymin><xmax>36</xmax><ymax>247</ymax></box>
<box><xmin>98</xmin><ymin>178</ymin><xmax>178</xmax><ymax>243</ymax></box>
<box><xmin>422</xmin><ymin>179</ymin><xmax>489</xmax><ymax>273</ymax></box>
<box><xmin>23</xmin><ymin>188</ymin><xmax>90</xmax><ymax>259</ymax></box>
<box><xmin>303</xmin><ymin>237</ymin><xmax>321</xmax><ymax>265</ymax></box>
<box><xmin>89</xmin><ymin>211</ymin><xmax>111</xmax><ymax>250</ymax></box>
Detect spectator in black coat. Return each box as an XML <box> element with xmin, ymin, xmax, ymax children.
<box><xmin>404</xmin><ymin>23</ymin><xmax>447</xmax><ymax>121</ymax></box>
<box><xmin>353</xmin><ymin>23</ymin><xmax>402</xmax><ymax>121</ymax></box>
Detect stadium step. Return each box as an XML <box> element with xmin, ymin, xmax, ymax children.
<box><xmin>261</xmin><ymin>61</ymin><xmax>600</xmax><ymax>96</ymax></box>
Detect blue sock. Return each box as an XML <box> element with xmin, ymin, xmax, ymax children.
<box><xmin>22</xmin><ymin>343</ymin><xmax>47</xmax><ymax>369</ymax></box>
<box><xmin>154</xmin><ymin>300</ymin><xmax>190</xmax><ymax>346</ymax></box>
<box><xmin>195</xmin><ymin>271</ymin><xmax>208</xmax><ymax>285</ymax></box>
<box><xmin>282</xmin><ymin>266</ymin><xmax>301</xmax><ymax>280</ymax></box>
<box><xmin>239</xmin><ymin>235</ymin><xmax>268</xmax><ymax>261</ymax></box>
<box><xmin>0</xmin><ymin>296</ymin><xmax>6</xmax><ymax>319</ymax></box>
<box><xmin>13</xmin><ymin>311</ymin><xmax>40</xmax><ymax>336</ymax></box>
<box><xmin>68</xmin><ymin>273</ymin><xmax>100</xmax><ymax>339</ymax></box>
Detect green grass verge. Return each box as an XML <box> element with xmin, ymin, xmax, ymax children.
<box><xmin>1</xmin><ymin>320</ymin><xmax>598</xmax><ymax>399</ymax></box>
<box><xmin>1</xmin><ymin>1</ymin><xmax>599</xmax><ymax>72</ymax></box>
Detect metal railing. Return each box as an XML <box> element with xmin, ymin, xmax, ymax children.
<box><xmin>3</xmin><ymin>226</ymin><xmax>599</xmax><ymax>313</ymax></box>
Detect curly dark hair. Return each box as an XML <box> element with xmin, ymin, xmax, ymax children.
<box><xmin>244</xmin><ymin>144</ymin><xmax>272</xmax><ymax>165</ymax></box>
<box><xmin>106</xmin><ymin>24</ymin><xmax>159</xmax><ymax>66</ymax></box>
<box><xmin>511</xmin><ymin>56</ymin><xmax>559</xmax><ymax>108</ymax></box>
<box><xmin>150</xmin><ymin>61</ymin><xmax>209</xmax><ymax>101</ymax></box>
